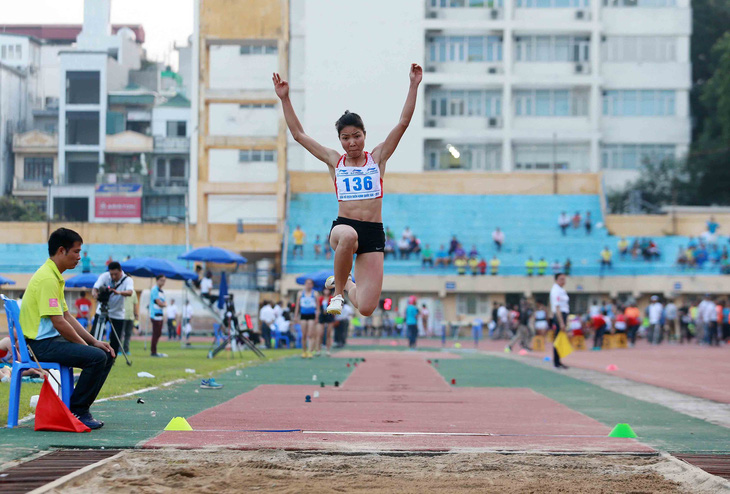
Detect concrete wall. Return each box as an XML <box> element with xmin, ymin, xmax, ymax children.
<box><xmin>207</xmin><ymin>194</ymin><xmax>278</xmax><ymax>224</ymax></box>
<box><xmin>209</xmin><ymin>45</ymin><xmax>278</xmax><ymax>90</ymax></box>
<box><xmin>605</xmin><ymin>213</ymin><xmax>730</xmax><ymax>238</ymax></box>
<box><xmin>289</xmin><ymin>171</ymin><xmax>601</xmax><ymax>195</ymax></box>
<box><xmin>152</xmin><ymin>106</ymin><xmax>192</xmax><ymax>137</ymax></box>
<box><xmin>208</xmin><ymin>104</ymin><xmax>278</xmax><ymax>136</ymax></box>
<box><xmin>208</xmin><ymin>148</ymin><xmax>278</xmax><ymax>183</ymax></box>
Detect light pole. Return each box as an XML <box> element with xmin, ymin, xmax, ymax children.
<box><xmin>45</xmin><ymin>177</ymin><xmax>53</xmax><ymax>238</ymax></box>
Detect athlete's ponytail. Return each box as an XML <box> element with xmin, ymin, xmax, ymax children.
<box><xmin>335</xmin><ymin>110</ymin><xmax>365</xmax><ymax>134</ymax></box>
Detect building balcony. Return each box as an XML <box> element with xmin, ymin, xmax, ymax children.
<box><xmin>425</xmin><ymin>61</ymin><xmax>504</xmax><ymax>76</ymax></box>
<box><xmin>144</xmin><ymin>177</ymin><xmax>189</xmax><ymax>196</ymax></box>
<box><xmin>12</xmin><ymin>130</ymin><xmax>58</xmax><ymax>153</ymax></box>
<box><xmin>424</xmin><ymin>115</ymin><xmax>504</xmax><ymax>131</ymax></box>
<box><xmin>425</xmin><ymin>2</ymin><xmax>505</xmax><ymax>21</ymax></box>
<box><xmin>512</xmin><ymin>61</ymin><xmax>592</xmax><ymax>81</ymax></box>
<box><xmin>12</xmin><ymin>177</ymin><xmax>49</xmax><ymax>195</ymax></box>
<box><xmin>153</xmin><ymin>136</ymin><xmax>190</xmax><ymax>153</ymax></box>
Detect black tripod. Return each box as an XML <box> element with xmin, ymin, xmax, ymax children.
<box><xmin>207</xmin><ymin>296</ymin><xmax>264</xmax><ymax>359</ymax></box>
<box><xmin>92</xmin><ymin>302</ymin><xmax>132</xmax><ymax>366</ymax></box>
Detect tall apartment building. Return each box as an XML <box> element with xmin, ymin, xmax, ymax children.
<box><xmin>285</xmin><ymin>0</ymin><xmax>690</xmax><ymax>190</ymax></box>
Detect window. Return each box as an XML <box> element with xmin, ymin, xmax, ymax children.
<box><xmin>23</xmin><ymin>157</ymin><xmax>53</xmax><ymax>182</ymax></box>
<box><xmin>515</xmin><ymin>36</ymin><xmax>590</xmax><ymax>62</ymax></box>
<box><xmin>601</xmin><ymin>144</ymin><xmax>675</xmax><ymax>169</ymax></box>
<box><xmin>1</xmin><ymin>45</ymin><xmax>5</xmax><ymax>59</ymax></box>
<box><xmin>239</xmin><ymin>103</ymin><xmax>275</xmax><ymax>109</ymax></box>
<box><xmin>66</xmin><ymin>111</ymin><xmax>100</xmax><ymax>145</ymax></box>
<box><xmin>425</xmin><ymin>143</ymin><xmax>502</xmax><ymax>170</ymax></box>
<box><xmin>603</xmin><ymin>0</ymin><xmax>675</xmax><ymax>6</ymax></box>
<box><xmin>602</xmin><ymin>37</ymin><xmax>677</xmax><ymax>62</ymax></box>
<box><xmin>238</xmin><ymin>149</ymin><xmax>277</xmax><ymax>162</ymax></box>
<box><xmin>517</xmin><ymin>0</ymin><xmax>588</xmax><ymax>6</ymax></box>
<box><xmin>514</xmin><ymin>144</ymin><xmax>589</xmax><ymax>170</ymax></box>
<box><xmin>514</xmin><ymin>89</ymin><xmax>588</xmax><ymax>116</ymax></box>
<box><xmin>166</xmin><ymin>121</ymin><xmax>187</xmax><ymax>137</ymax></box>
<box><xmin>240</xmin><ymin>42</ymin><xmax>277</xmax><ymax>55</ymax></box>
<box><xmin>143</xmin><ymin>195</ymin><xmax>185</xmax><ymax>220</ymax></box>
<box><xmin>602</xmin><ymin>90</ymin><xmax>675</xmax><ymax>116</ymax></box>
<box><xmin>66</xmin><ymin>71</ymin><xmax>100</xmax><ymax>105</ymax></box>
<box><xmin>429</xmin><ymin>90</ymin><xmax>501</xmax><ymax>117</ymax></box>
<box><xmin>428</xmin><ymin>36</ymin><xmax>503</xmax><ymax>63</ymax></box>
<box><xmin>8</xmin><ymin>45</ymin><xmax>14</xmax><ymax>59</ymax></box>
<box><xmin>16</xmin><ymin>44</ymin><xmax>21</xmax><ymax>59</ymax></box>
<box><xmin>457</xmin><ymin>295</ymin><xmax>490</xmax><ymax>315</ymax></box>
<box><xmin>154</xmin><ymin>157</ymin><xmax>188</xmax><ymax>186</ymax></box>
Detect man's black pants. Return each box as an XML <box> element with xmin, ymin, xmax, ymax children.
<box><xmin>552</xmin><ymin>312</ymin><xmax>569</xmax><ymax>367</ymax></box>
<box><xmin>91</xmin><ymin>314</ymin><xmax>124</xmax><ymax>356</ymax></box>
<box><xmin>27</xmin><ymin>336</ymin><xmax>114</xmax><ymax>416</ymax></box>
<box><xmin>261</xmin><ymin>322</ymin><xmax>272</xmax><ymax>348</ymax></box>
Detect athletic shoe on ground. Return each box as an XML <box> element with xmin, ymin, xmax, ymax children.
<box><xmin>151</xmin><ymin>353</ymin><xmax>168</xmax><ymax>358</ymax></box>
<box><xmin>200</xmin><ymin>378</ymin><xmax>223</xmax><ymax>389</ymax></box>
<box><xmin>325</xmin><ymin>350</ymin><xmax>331</xmax><ymax>357</ymax></box>
<box><xmin>306</xmin><ymin>352</ymin><xmax>313</xmax><ymax>359</ymax></box>
<box><xmin>504</xmin><ymin>346</ymin><xmax>511</xmax><ymax>353</ymax></box>
<box><xmin>301</xmin><ymin>352</ymin><xmax>308</xmax><ymax>358</ymax></box>
<box><xmin>327</xmin><ymin>294</ymin><xmax>344</xmax><ymax>315</ymax></box>
<box><xmin>73</xmin><ymin>412</ymin><xmax>104</xmax><ymax>430</ymax></box>
<box><xmin>325</xmin><ymin>274</ymin><xmax>352</xmax><ymax>290</ymax></box>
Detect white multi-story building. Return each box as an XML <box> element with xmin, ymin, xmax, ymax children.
<box><xmin>286</xmin><ymin>0</ymin><xmax>690</xmax><ymax>189</ymax></box>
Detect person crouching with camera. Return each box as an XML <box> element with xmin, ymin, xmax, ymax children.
<box><xmin>21</xmin><ymin>228</ymin><xmax>116</xmax><ymax>430</ymax></box>
<box><xmin>92</xmin><ymin>261</ymin><xmax>134</xmax><ymax>356</ymax></box>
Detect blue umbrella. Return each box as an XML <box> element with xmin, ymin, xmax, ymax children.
<box><xmin>217</xmin><ymin>272</ymin><xmax>228</xmax><ymax>310</ymax></box>
<box><xmin>0</xmin><ymin>275</ymin><xmax>16</xmax><ymax>286</ymax></box>
<box><xmin>178</xmin><ymin>247</ymin><xmax>247</xmax><ymax>264</ymax></box>
<box><xmin>65</xmin><ymin>273</ymin><xmax>99</xmax><ymax>288</ymax></box>
<box><xmin>295</xmin><ymin>270</ymin><xmax>354</xmax><ymax>291</ymax></box>
<box><xmin>121</xmin><ymin>257</ymin><xmax>197</xmax><ymax>281</ymax></box>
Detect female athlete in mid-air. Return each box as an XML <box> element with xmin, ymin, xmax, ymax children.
<box><xmin>273</xmin><ymin>63</ymin><xmax>422</xmax><ymax>316</ymax></box>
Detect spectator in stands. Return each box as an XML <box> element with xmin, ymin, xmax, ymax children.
<box><xmin>695</xmin><ymin>243</ymin><xmax>709</xmax><ymax>268</ymax></box>
<box><xmin>710</xmin><ymin>244</ymin><xmax>722</xmax><ymax>265</ymax></box>
<box><xmin>200</xmin><ymin>271</ymin><xmax>217</xmax><ymax>305</ymax></box>
<box><xmin>558</xmin><ymin>211</ymin><xmax>570</xmax><ymax>236</ymax></box>
<box><xmin>688</xmin><ymin>236</ymin><xmax>698</xmax><ymax>249</ymax></box>
<box><xmin>631</xmin><ymin>239</ymin><xmax>641</xmax><ymax>259</ymax></box>
<box><xmin>455</xmin><ymin>254</ymin><xmax>467</xmax><ymax>275</ymax></box>
<box><xmin>385</xmin><ymin>227</ymin><xmax>395</xmax><ymax>242</ymax></box>
<box><xmin>314</xmin><ymin>234</ymin><xmax>322</xmax><ymax>259</ymax></box>
<box><xmin>572</xmin><ymin>211</ymin><xmax>581</xmax><ymax>229</ymax></box>
<box><xmin>489</xmin><ymin>255</ymin><xmax>500</xmax><ymax>275</ymax></box>
<box><xmin>525</xmin><ymin>256</ymin><xmax>535</xmax><ymax>276</ymax></box>
<box><xmin>721</xmin><ymin>255</ymin><xmax>730</xmax><ymax>274</ymax></box>
<box><xmin>647</xmin><ymin>239</ymin><xmax>661</xmax><ymax>260</ymax></box>
<box><xmin>401</xmin><ymin>226</ymin><xmax>413</xmax><ymax>242</ymax></box>
<box><xmin>448</xmin><ymin>235</ymin><xmax>460</xmax><ymax>256</ymax></box>
<box><xmin>676</xmin><ymin>246</ymin><xmax>688</xmax><ymax>268</ymax></box>
<box><xmin>192</xmin><ymin>265</ymin><xmax>203</xmax><ymax>289</ymax></box>
<box><xmin>704</xmin><ymin>216</ymin><xmax>720</xmax><ymax>244</ymax></box>
<box><xmin>469</xmin><ymin>245</ymin><xmax>479</xmax><ymax>258</ymax></box>
<box><xmin>478</xmin><ymin>258</ymin><xmax>487</xmax><ymax>275</ymax></box>
<box><xmin>537</xmin><ymin>257</ymin><xmax>548</xmax><ymax>276</ymax></box>
<box><xmin>409</xmin><ymin>234</ymin><xmax>422</xmax><ymax>255</ymax></box>
<box><xmin>292</xmin><ymin>225</ymin><xmax>305</xmax><ymax>258</ymax></box>
<box><xmin>648</xmin><ymin>295</ymin><xmax>664</xmax><ymax>344</ymax></box>
<box><xmin>384</xmin><ymin>237</ymin><xmax>396</xmax><ymax>259</ymax></box>
<box><xmin>600</xmin><ymin>246</ymin><xmax>612</xmax><ymax>273</ymax></box>
<box><xmin>563</xmin><ymin>258</ymin><xmax>572</xmax><ymax>276</ymax></box>
<box><xmin>421</xmin><ymin>244</ymin><xmax>434</xmax><ymax>268</ymax></box>
<box><xmin>324</xmin><ymin>233</ymin><xmax>333</xmax><ymax>260</ymax></box>
<box><xmin>625</xmin><ymin>301</ymin><xmax>641</xmax><ymax>347</ymax></box>
<box><xmin>551</xmin><ymin>259</ymin><xmax>561</xmax><ymax>275</ymax></box>
<box><xmin>453</xmin><ymin>243</ymin><xmax>466</xmax><ymax>259</ymax></box>
<box><xmin>492</xmin><ymin>227</ymin><xmax>505</xmax><ymax>251</ymax></box>
<box><xmin>398</xmin><ymin>235</ymin><xmax>412</xmax><ymax>259</ymax></box>
<box><xmin>618</xmin><ymin>237</ymin><xmax>629</xmax><ymax>258</ymax></box>
<box><xmin>435</xmin><ymin>245</ymin><xmax>450</xmax><ymax>267</ymax></box>
<box><xmin>585</xmin><ymin>211</ymin><xmax>592</xmax><ymax>235</ymax></box>
<box><xmin>685</xmin><ymin>245</ymin><xmax>696</xmax><ymax>268</ymax></box>
<box><xmin>469</xmin><ymin>256</ymin><xmax>479</xmax><ymax>276</ymax></box>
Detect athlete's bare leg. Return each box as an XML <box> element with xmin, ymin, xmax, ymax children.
<box><xmin>351</xmin><ymin>252</ymin><xmax>384</xmax><ymax>316</ymax></box>
<box><xmin>329</xmin><ymin>225</ymin><xmax>358</xmax><ymax>298</ymax></box>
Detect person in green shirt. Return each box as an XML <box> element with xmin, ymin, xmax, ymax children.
<box><xmin>525</xmin><ymin>256</ymin><xmax>535</xmax><ymax>276</ymax></box>
<box><xmin>20</xmin><ymin>228</ymin><xmax>115</xmax><ymax>430</ymax></box>
<box><xmin>537</xmin><ymin>257</ymin><xmax>548</xmax><ymax>276</ymax></box>
<box><xmin>421</xmin><ymin>244</ymin><xmax>434</xmax><ymax>268</ymax></box>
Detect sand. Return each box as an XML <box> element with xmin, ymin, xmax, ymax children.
<box><xmin>49</xmin><ymin>450</ymin><xmax>704</xmax><ymax>494</ymax></box>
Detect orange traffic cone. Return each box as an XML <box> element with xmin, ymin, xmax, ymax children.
<box><xmin>34</xmin><ymin>377</ymin><xmax>90</xmax><ymax>433</ymax></box>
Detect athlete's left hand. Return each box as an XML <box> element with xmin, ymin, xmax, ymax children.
<box><xmin>409</xmin><ymin>63</ymin><xmax>422</xmax><ymax>85</ymax></box>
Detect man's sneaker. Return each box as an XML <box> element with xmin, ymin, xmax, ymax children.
<box><xmin>325</xmin><ymin>274</ymin><xmax>352</xmax><ymax>290</ymax></box>
<box><xmin>327</xmin><ymin>294</ymin><xmax>345</xmax><ymax>315</ymax></box>
<box><xmin>73</xmin><ymin>412</ymin><xmax>104</xmax><ymax>430</ymax></box>
<box><xmin>151</xmin><ymin>353</ymin><xmax>168</xmax><ymax>358</ymax></box>
<box><xmin>503</xmin><ymin>346</ymin><xmax>511</xmax><ymax>353</ymax></box>
<box><xmin>200</xmin><ymin>378</ymin><xmax>223</xmax><ymax>389</ymax></box>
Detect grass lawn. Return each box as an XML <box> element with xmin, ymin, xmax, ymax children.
<box><xmin>0</xmin><ymin>340</ymin><xmax>299</xmax><ymax>425</ymax></box>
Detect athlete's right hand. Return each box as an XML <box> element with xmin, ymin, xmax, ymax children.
<box><xmin>272</xmin><ymin>73</ymin><xmax>289</xmax><ymax>99</ymax></box>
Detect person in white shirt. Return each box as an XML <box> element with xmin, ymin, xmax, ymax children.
<box><xmin>588</xmin><ymin>300</ymin><xmax>601</xmax><ymax>318</ymax></box>
<box><xmin>200</xmin><ymin>271</ymin><xmax>216</xmax><ymax>305</ymax></box>
<box><xmin>549</xmin><ymin>272</ymin><xmax>570</xmax><ymax>369</ymax></box>
<box><xmin>647</xmin><ymin>296</ymin><xmax>664</xmax><ymax>344</ymax></box>
<box><xmin>258</xmin><ymin>300</ymin><xmax>276</xmax><ymax>349</ymax></box>
<box><xmin>492</xmin><ymin>227</ymin><xmax>505</xmax><ymax>251</ymax></box>
<box><xmin>664</xmin><ymin>300</ymin><xmax>678</xmax><ymax>342</ymax></box>
<box><xmin>92</xmin><ymin>261</ymin><xmax>134</xmax><ymax>355</ymax></box>
<box><xmin>558</xmin><ymin>212</ymin><xmax>570</xmax><ymax>236</ymax></box>
<box><xmin>166</xmin><ymin>299</ymin><xmax>179</xmax><ymax>340</ymax></box>
<box><xmin>182</xmin><ymin>300</ymin><xmax>194</xmax><ymax>343</ymax></box>
<box><xmin>401</xmin><ymin>226</ymin><xmax>413</xmax><ymax>241</ymax></box>
<box><xmin>496</xmin><ymin>304</ymin><xmax>509</xmax><ymax>339</ymax></box>
<box><xmin>697</xmin><ymin>294</ymin><xmax>717</xmax><ymax>345</ymax></box>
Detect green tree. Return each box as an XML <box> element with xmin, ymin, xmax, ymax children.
<box><xmin>698</xmin><ymin>32</ymin><xmax>730</xmax><ymax>143</ymax></box>
<box><xmin>606</xmin><ymin>158</ymin><xmax>692</xmax><ymax>213</ymax></box>
<box><xmin>0</xmin><ymin>197</ymin><xmax>47</xmax><ymax>221</ymax></box>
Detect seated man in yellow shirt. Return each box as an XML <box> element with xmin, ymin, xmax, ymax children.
<box><xmin>20</xmin><ymin>228</ymin><xmax>115</xmax><ymax>430</ymax></box>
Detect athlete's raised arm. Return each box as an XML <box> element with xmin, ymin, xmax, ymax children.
<box><xmin>273</xmin><ymin>73</ymin><xmax>340</xmax><ymax>168</ymax></box>
<box><xmin>372</xmin><ymin>63</ymin><xmax>422</xmax><ymax>168</ymax></box>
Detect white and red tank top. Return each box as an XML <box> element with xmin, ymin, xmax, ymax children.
<box><xmin>334</xmin><ymin>151</ymin><xmax>383</xmax><ymax>202</ymax></box>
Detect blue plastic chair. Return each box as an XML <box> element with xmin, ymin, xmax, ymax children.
<box><xmin>271</xmin><ymin>324</ymin><xmax>291</xmax><ymax>349</ymax></box>
<box><xmin>1</xmin><ymin>295</ymin><xmax>74</xmax><ymax>428</ymax></box>
<box><xmin>294</xmin><ymin>323</ymin><xmax>302</xmax><ymax>349</ymax></box>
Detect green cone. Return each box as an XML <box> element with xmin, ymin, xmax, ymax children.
<box><xmin>608</xmin><ymin>423</ymin><xmax>637</xmax><ymax>438</ymax></box>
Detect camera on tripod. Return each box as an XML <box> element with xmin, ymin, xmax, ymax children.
<box><xmin>96</xmin><ymin>286</ymin><xmax>112</xmax><ymax>305</ymax></box>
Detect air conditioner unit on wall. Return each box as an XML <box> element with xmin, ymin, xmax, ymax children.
<box><xmin>426</xmin><ymin>120</ymin><xmax>438</xmax><ymax>127</ymax></box>
<box><xmin>487</xmin><ymin>66</ymin><xmax>503</xmax><ymax>74</ymax></box>
<box><xmin>488</xmin><ymin>117</ymin><xmax>503</xmax><ymax>128</ymax></box>
<box><xmin>490</xmin><ymin>8</ymin><xmax>500</xmax><ymax>19</ymax></box>
<box><xmin>574</xmin><ymin>63</ymin><xmax>591</xmax><ymax>74</ymax></box>
<box><xmin>427</xmin><ymin>11</ymin><xmax>438</xmax><ymax>18</ymax></box>
<box><xmin>575</xmin><ymin>9</ymin><xmax>591</xmax><ymax>20</ymax></box>
<box><xmin>426</xmin><ymin>66</ymin><xmax>437</xmax><ymax>72</ymax></box>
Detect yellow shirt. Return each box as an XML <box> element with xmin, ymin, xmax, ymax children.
<box><xmin>601</xmin><ymin>250</ymin><xmax>612</xmax><ymax>261</ymax></box>
<box><xmin>19</xmin><ymin>259</ymin><xmax>69</xmax><ymax>340</ymax></box>
<box><xmin>525</xmin><ymin>260</ymin><xmax>535</xmax><ymax>270</ymax></box>
<box><xmin>293</xmin><ymin>229</ymin><xmax>305</xmax><ymax>245</ymax></box>
<box><xmin>490</xmin><ymin>259</ymin><xmax>501</xmax><ymax>271</ymax></box>
<box><xmin>618</xmin><ymin>240</ymin><xmax>628</xmax><ymax>250</ymax></box>
<box><xmin>455</xmin><ymin>258</ymin><xmax>467</xmax><ymax>273</ymax></box>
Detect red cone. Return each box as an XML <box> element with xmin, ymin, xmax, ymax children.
<box><xmin>34</xmin><ymin>377</ymin><xmax>90</xmax><ymax>433</ymax></box>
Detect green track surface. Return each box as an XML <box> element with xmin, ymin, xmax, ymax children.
<box><xmin>0</xmin><ymin>353</ymin><xmax>354</xmax><ymax>466</ymax></box>
<box><xmin>435</xmin><ymin>355</ymin><xmax>730</xmax><ymax>454</ymax></box>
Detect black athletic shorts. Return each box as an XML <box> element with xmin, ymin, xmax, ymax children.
<box><xmin>319</xmin><ymin>313</ymin><xmax>335</xmax><ymax>324</ymax></box>
<box><xmin>300</xmin><ymin>313</ymin><xmax>315</xmax><ymax>321</ymax></box>
<box><xmin>330</xmin><ymin>216</ymin><xmax>385</xmax><ymax>255</ymax></box>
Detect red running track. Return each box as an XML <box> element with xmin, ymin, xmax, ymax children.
<box><xmin>144</xmin><ymin>353</ymin><xmax>652</xmax><ymax>453</ymax></box>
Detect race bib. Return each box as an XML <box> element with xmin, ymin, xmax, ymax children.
<box><xmin>335</xmin><ymin>164</ymin><xmax>382</xmax><ymax>202</ymax></box>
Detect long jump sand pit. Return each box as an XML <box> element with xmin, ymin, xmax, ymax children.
<box><xmin>52</xmin><ymin>449</ymin><xmax>698</xmax><ymax>494</ymax></box>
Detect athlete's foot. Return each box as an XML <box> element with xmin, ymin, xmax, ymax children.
<box><xmin>325</xmin><ymin>274</ymin><xmax>352</xmax><ymax>291</ymax></box>
<box><xmin>327</xmin><ymin>294</ymin><xmax>345</xmax><ymax>315</ymax></box>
